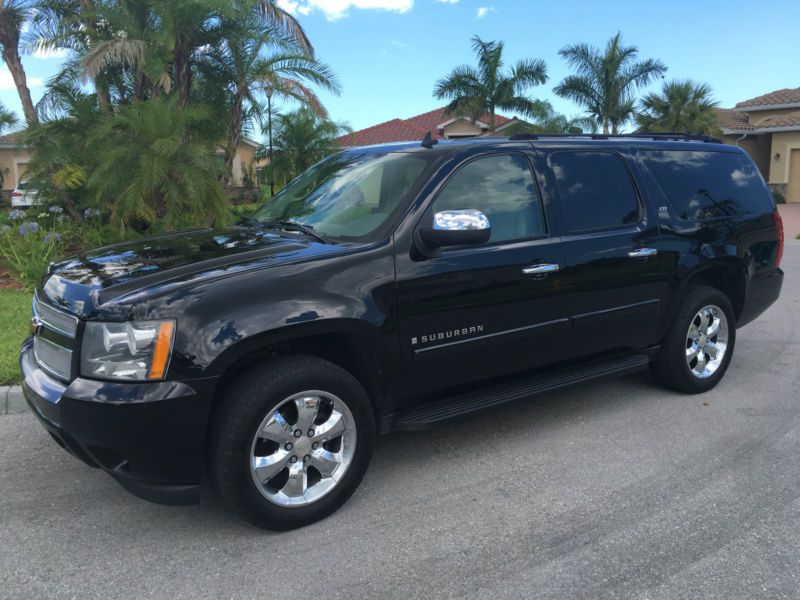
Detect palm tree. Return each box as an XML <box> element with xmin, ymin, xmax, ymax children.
<box><xmin>554</xmin><ymin>32</ymin><xmax>666</xmax><ymax>134</ymax></box>
<box><xmin>433</xmin><ymin>35</ymin><xmax>548</xmax><ymax>132</ymax></box>
<box><xmin>0</xmin><ymin>0</ymin><xmax>37</xmax><ymax>124</ymax></box>
<box><xmin>24</xmin><ymin>82</ymin><xmax>103</xmax><ymax>220</ymax></box>
<box><xmin>500</xmin><ymin>101</ymin><xmax>595</xmax><ymax>135</ymax></box>
<box><xmin>0</xmin><ymin>100</ymin><xmax>16</xmax><ymax>131</ymax></box>
<box><xmin>269</xmin><ymin>108</ymin><xmax>349</xmax><ymax>185</ymax></box>
<box><xmin>635</xmin><ymin>80</ymin><xmax>720</xmax><ymax>136</ymax></box>
<box><xmin>210</xmin><ymin>14</ymin><xmax>340</xmax><ymax>187</ymax></box>
<box><xmin>85</xmin><ymin>97</ymin><xmax>227</xmax><ymax>232</ymax></box>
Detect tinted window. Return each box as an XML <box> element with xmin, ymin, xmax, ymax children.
<box><xmin>432</xmin><ymin>154</ymin><xmax>545</xmax><ymax>243</ymax></box>
<box><xmin>640</xmin><ymin>150</ymin><xmax>773</xmax><ymax>220</ymax></box>
<box><xmin>549</xmin><ymin>151</ymin><xmax>639</xmax><ymax>232</ymax></box>
<box><xmin>253</xmin><ymin>152</ymin><xmax>432</xmax><ymax>242</ymax></box>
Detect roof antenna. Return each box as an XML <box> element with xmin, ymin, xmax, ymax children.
<box><xmin>421</xmin><ymin>131</ymin><xmax>438</xmax><ymax>149</ymax></box>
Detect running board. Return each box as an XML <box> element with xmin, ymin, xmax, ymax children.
<box><xmin>394</xmin><ymin>354</ymin><xmax>651</xmax><ymax>431</ymax></box>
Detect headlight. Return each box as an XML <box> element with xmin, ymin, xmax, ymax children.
<box><xmin>81</xmin><ymin>320</ymin><xmax>175</xmax><ymax>381</ymax></box>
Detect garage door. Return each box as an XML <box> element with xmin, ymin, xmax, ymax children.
<box><xmin>788</xmin><ymin>149</ymin><xmax>800</xmax><ymax>203</ymax></box>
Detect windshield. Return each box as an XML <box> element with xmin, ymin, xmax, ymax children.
<box><xmin>252</xmin><ymin>151</ymin><xmax>433</xmax><ymax>242</ymax></box>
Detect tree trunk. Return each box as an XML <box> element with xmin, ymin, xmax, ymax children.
<box><xmin>134</xmin><ymin>71</ymin><xmax>147</xmax><ymax>101</ymax></box>
<box><xmin>96</xmin><ymin>82</ymin><xmax>112</xmax><ymax>113</ymax></box>
<box><xmin>1</xmin><ymin>47</ymin><xmax>37</xmax><ymax>124</ymax></box>
<box><xmin>221</xmin><ymin>87</ymin><xmax>246</xmax><ymax>188</ymax></box>
<box><xmin>603</xmin><ymin>118</ymin><xmax>609</xmax><ymax>135</ymax></box>
<box><xmin>489</xmin><ymin>110</ymin><xmax>496</xmax><ymax>133</ymax></box>
<box><xmin>174</xmin><ymin>43</ymin><xmax>192</xmax><ymax>110</ymax></box>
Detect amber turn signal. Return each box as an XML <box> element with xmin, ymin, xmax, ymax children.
<box><xmin>148</xmin><ymin>321</ymin><xmax>175</xmax><ymax>380</ymax></box>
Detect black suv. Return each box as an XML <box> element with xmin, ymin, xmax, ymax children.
<box><xmin>21</xmin><ymin>134</ymin><xmax>784</xmax><ymax>529</ymax></box>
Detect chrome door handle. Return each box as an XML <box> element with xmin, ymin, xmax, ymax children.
<box><xmin>523</xmin><ymin>263</ymin><xmax>560</xmax><ymax>275</ymax></box>
<box><xmin>628</xmin><ymin>248</ymin><xmax>658</xmax><ymax>258</ymax></box>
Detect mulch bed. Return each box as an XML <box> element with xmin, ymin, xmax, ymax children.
<box><xmin>0</xmin><ymin>268</ymin><xmax>28</xmax><ymax>292</ymax></box>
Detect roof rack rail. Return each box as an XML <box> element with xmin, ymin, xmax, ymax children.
<box><xmin>507</xmin><ymin>132</ymin><xmax>722</xmax><ymax>143</ymax></box>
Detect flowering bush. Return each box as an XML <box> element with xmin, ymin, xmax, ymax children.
<box><xmin>0</xmin><ymin>217</ymin><xmax>64</xmax><ymax>286</ymax></box>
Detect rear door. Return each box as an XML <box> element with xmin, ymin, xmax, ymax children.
<box><xmin>395</xmin><ymin>148</ymin><xmax>569</xmax><ymax>402</ymax></box>
<box><xmin>542</xmin><ymin>147</ymin><xmax>670</xmax><ymax>355</ymax></box>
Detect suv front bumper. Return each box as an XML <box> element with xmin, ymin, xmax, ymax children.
<box><xmin>20</xmin><ymin>339</ymin><xmax>218</xmax><ymax>505</ymax></box>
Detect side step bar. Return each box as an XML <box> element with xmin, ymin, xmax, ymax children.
<box><xmin>394</xmin><ymin>354</ymin><xmax>651</xmax><ymax>431</ymax></box>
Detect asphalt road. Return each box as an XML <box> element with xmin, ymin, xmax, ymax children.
<box><xmin>2</xmin><ymin>244</ymin><xmax>799</xmax><ymax>600</ymax></box>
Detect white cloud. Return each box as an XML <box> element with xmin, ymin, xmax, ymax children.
<box><xmin>0</xmin><ymin>66</ymin><xmax>43</xmax><ymax>91</ymax></box>
<box><xmin>391</xmin><ymin>39</ymin><xmax>407</xmax><ymax>48</ymax></box>
<box><xmin>436</xmin><ymin>0</ymin><xmax>460</xmax><ymax>3</ymax></box>
<box><xmin>278</xmin><ymin>0</ymin><xmax>413</xmax><ymax>21</ymax></box>
<box><xmin>476</xmin><ymin>6</ymin><xmax>495</xmax><ymax>17</ymax></box>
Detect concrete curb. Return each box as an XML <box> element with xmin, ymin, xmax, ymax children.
<box><xmin>1</xmin><ymin>385</ymin><xmax>28</xmax><ymax>415</ymax></box>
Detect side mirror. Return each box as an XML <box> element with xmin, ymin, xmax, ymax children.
<box><xmin>417</xmin><ymin>209</ymin><xmax>491</xmax><ymax>249</ymax></box>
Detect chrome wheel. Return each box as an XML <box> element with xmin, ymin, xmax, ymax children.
<box><xmin>685</xmin><ymin>304</ymin><xmax>729</xmax><ymax>379</ymax></box>
<box><xmin>249</xmin><ymin>390</ymin><xmax>356</xmax><ymax>508</ymax></box>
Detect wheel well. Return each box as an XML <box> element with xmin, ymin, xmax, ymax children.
<box><xmin>685</xmin><ymin>265</ymin><xmax>745</xmax><ymax>320</ymax></box>
<box><xmin>212</xmin><ymin>332</ymin><xmax>384</xmax><ymax>418</ymax></box>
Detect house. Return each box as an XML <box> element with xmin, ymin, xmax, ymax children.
<box><xmin>0</xmin><ymin>131</ymin><xmax>265</xmax><ymax>192</ymax></box>
<box><xmin>718</xmin><ymin>87</ymin><xmax>800</xmax><ymax>202</ymax></box>
<box><xmin>215</xmin><ymin>137</ymin><xmax>268</xmax><ymax>187</ymax></box>
<box><xmin>0</xmin><ymin>131</ymin><xmax>33</xmax><ymax>191</ymax></box>
<box><xmin>337</xmin><ymin>106</ymin><xmax>520</xmax><ymax>147</ymax></box>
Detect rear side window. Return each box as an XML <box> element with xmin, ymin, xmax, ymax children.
<box><xmin>639</xmin><ymin>150</ymin><xmax>773</xmax><ymax>220</ymax></box>
<box><xmin>549</xmin><ymin>151</ymin><xmax>640</xmax><ymax>233</ymax></box>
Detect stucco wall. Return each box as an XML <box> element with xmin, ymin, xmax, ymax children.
<box><xmin>768</xmin><ymin>131</ymin><xmax>800</xmax><ymax>185</ymax></box>
<box><xmin>215</xmin><ymin>143</ymin><xmax>261</xmax><ymax>186</ymax></box>
<box><xmin>0</xmin><ymin>147</ymin><xmax>33</xmax><ymax>190</ymax></box>
<box><xmin>442</xmin><ymin>119</ymin><xmax>484</xmax><ymax>138</ymax></box>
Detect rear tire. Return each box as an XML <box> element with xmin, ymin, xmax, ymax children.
<box><xmin>652</xmin><ymin>285</ymin><xmax>736</xmax><ymax>394</ymax></box>
<box><xmin>210</xmin><ymin>355</ymin><xmax>375</xmax><ymax>530</ymax></box>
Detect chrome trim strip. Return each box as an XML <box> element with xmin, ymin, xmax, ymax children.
<box><xmin>33</xmin><ymin>335</ymin><xmax>73</xmax><ymax>381</ymax></box>
<box><xmin>572</xmin><ymin>298</ymin><xmax>660</xmax><ymax>321</ymax></box>
<box><xmin>414</xmin><ymin>318</ymin><xmax>570</xmax><ymax>355</ymax></box>
<box><xmin>33</xmin><ymin>292</ymin><xmax>79</xmax><ymax>338</ymax></box>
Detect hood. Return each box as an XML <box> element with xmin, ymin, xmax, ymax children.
<box><xmin>40</xmin><ymin>227</ymin><xmax>345</xmax><ymax>317</ymax></box>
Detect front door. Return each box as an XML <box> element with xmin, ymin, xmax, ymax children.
<box><xmin>542</xmin><ymin>147</ymin><xmax>669</xmax><ymax>356</ymax></box>
<box><xmin>395</xmin><ymin>149</ymin><xmax>569</xmax><ymax>403</ymax></box>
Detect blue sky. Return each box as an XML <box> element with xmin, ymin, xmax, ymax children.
<box><xmin>2</xmin><ymin>0</ymin><xmax>799</xmax><ymax>139</ymax></box>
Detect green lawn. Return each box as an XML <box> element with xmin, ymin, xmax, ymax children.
<box><xmin>0</xmin><ymin>289</ymin><xmax>30</xmax><ymax>385</ymax></box>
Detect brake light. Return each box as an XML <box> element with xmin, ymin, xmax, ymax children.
<box><xmin>775</xmin><ymin>210</ymin><xmax>784</xmax><ymax>269</ymax></box>
<box><xmin>11</xmin><ymin>191</ymin><xmax>21</xmax><ymax>197</ymax></box>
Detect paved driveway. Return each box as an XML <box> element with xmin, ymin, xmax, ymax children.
<box><xmin>1</xmin><ymin>246</ymin><xmax>798</xmax><ymax>600</ymax></box>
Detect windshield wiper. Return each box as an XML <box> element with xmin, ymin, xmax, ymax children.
<box><xmin>264</xmin><ymin>220</ymin><xmax>331</xmax><ymax>244</ymax></box>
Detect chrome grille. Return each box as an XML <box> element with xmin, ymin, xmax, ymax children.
<box><xmin>33</xmin><ymin>335</ymin><xmax>73</xmax><ymax>381</ymax></box>
<box><xmin>33</xmin><ymin>294</ymin><xmax>78</xmax><ymax>338</ymax></box>
<box><xmin>32</xmin><ymin>293</ymin><xmax>78</xmax><ymax>381</ymax></box>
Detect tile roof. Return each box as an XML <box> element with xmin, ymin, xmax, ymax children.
<box><xmin>337</xmin><ymin>118</ymin><xmax>429</xmax><ymax>147</ymax></box>
<box><xmin>337</xmin><ymin>106</ymin><xmax>515</xmax><ymax>147</ymax></box>
<box><xmin>716</xmin><ymin>108</ymin><xmax>753</xmax><ymax>131</ymax></box>
<box><xmin>718</xmin><ymin>107</ymin><xmax>800</xmax><ymax>132</ymax></box>
<box><xmin>735</xmin><ymin>87</ymin><xmax>800</xmax><ymax>109</ymax></box>
<box><xmin>754</xmin><ymin>110</ymin><xmax>800</xmax><ymax>128</ymax></box>
<box><xmin>0</xmin><ymin>131</ymin><xmax>25</xmax><ymax>146</ymax></box>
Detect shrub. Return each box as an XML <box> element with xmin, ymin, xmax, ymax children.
<box><xmin>773</xmin><ymin>190</ymin><xmax>786</xmax><ymax>205</ymax></box>
<box><xmin>0</xmin><ymin>213</ymin><xmax>64</xmax><ymax>287</ymax></box>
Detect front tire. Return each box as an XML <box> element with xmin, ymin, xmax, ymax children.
<box><xmin>210</xmin><ymin>356</ymin><xmax>375</xmax><ymax>530</ymax></box>
<box><xmin>652</xmin><ymin>285</ymin><xmax>736</xmax><ymax>394</ymax></box>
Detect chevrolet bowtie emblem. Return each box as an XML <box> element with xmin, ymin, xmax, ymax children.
<box><xmin>29</xmin><ymin>315</ymin><xmax>43</xmax><ymax>337</ymax></box>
